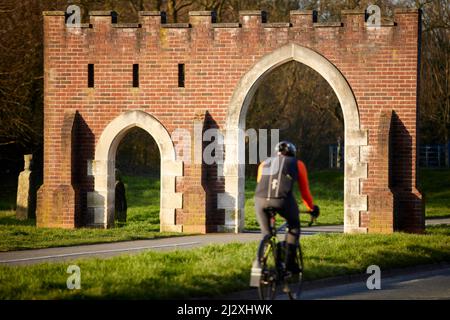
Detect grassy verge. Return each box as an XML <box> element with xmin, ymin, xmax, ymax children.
<box><xmin>0</xmin><ymin>169</ymin><xmax>448</xmax><ymax>250</ymax></box>
<box><xmin>1</xmin><ymin>225</ymin><xmax>449</xmax><ymax>299</ymax></box>
<box><xmin>0</xmin><ymin>175</ymin><xmax>186</xmax><ymax>251</ymax></box>
<box><xmin>0</xmin><ymin>212</ymin><xmax>183</xmax><ymax>251</ymax></box>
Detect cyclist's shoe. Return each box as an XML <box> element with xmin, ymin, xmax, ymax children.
<box><xmin>286</xmin><ymin>262</ymin><xmax>301</xmax><ymax>274</ymax></box>
<box><xmin>286</xmin><ymin>244</ymin><xmax>301</xmax><ymax>274</ymax></box>
<box><xmin>250</xmin><ymin>259</ymin><xmax>263</xmax><ymax>287</ymax></box>
<box><xmin>276</xmin><ymin>241</ymin><xmax>286</xmax><ymax>270</ymax></box>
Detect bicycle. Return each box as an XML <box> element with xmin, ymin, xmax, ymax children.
<box><xmin>251</xmin><ymin>208</ymin><xmax>315</xmax><ymax>300</ymax></box>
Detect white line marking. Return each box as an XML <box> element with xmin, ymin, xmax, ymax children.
<box><xmin>0</xmin><ymin>241</ymin><xmax>200</xmax><ymax>264</ymax></box>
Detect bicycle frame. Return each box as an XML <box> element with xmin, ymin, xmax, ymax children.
<box><xmin>255</xmin><ymin>208</ymin><xmax>306</xmax><ymax>300</ymax></box>
<box><xmin>269</xmin><ymin>210</ymin><xmax>313</xmax><ymax>239</ymax></box>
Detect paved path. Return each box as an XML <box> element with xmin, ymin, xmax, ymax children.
<box><xmin>426</xmin><ymin>217</ymin><xmax>450</xmax><ymax>225</ymax></box>
<box><xmin>0</xmin><ymin>233</ymin><xmax>257</xmax><ymax>266</ymax></box>
<box><xmin>1</xmin><ymin>218</ymin><xmax>448</xmax><ymax>266</ymax></box>
<box><xmin>221</xmin><ymin>264</ymin><xmax>450</xmax><ymax>300</ymax></box>
<box><xmin>0</xmin><ymin>226</ymin><xmax>337</xmax><ymax>266</ymax></box>
<box><xmin>298</xmin><ymin>266</ymin><xmax>450</xmax><ymax>300</ymax></box>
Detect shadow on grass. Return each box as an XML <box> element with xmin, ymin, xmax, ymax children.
<box><xmin>0</xmin><ymin>214</ymin><xmax>35</xmax><ymax>226</ymax></box>
<box><xmin>426</xmin><ymin>214</ymin><xmax>450</xmax><ymax>220</ymax></box>
<box><xmin>90</xmin><ymin>270</ymin><xmax>251</xmax><ymax>300</ymax></box>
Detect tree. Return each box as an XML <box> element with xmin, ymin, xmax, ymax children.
<box><xmin>1</xmin><ymin>0</ymin><xmax>448</xmax><ymax>177</ymax></box>
<box><xmin>246</xmin><ymin>61</ymin><xmax>344</xmax><ymax>171</ymax></box>
<box><xmin>0</xmin><ymin>0</ymin><xmax>44</xmax><ymax>150</ymax></box>
<box><xmin>416</xmin><ymin>0</ymin><xmax>450</xmax><ymax>165</ymax></box>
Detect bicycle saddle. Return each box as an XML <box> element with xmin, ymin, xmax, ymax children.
<box><xmin>263</xmin><ymin>207</ymin><xmax>278</xmax><ymax>216</ymax></box>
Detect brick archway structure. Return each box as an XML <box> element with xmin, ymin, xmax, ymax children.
<box><xmin>38</xmin><ymin>9</ymin><xmax>424</xmax><ymax>233</ymax></box>
<box><xmin>222</xmin><ymin>44</ymin><xmax>367</xmax><ymax>233</ymax></box>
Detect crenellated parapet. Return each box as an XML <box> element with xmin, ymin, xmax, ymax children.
<box><xmin>42</xmin><ymin>8</ymin><xmax>420</xmax><ymax>68</ymax></box>
<box><xmin>42</xmin><ymin>8</ymin><xmax>417</xmax><ymax>36</ymax></box>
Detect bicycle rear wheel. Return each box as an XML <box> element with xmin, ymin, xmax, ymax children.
<box><xmin>257</xmin><ymin>237</ymin><xmax>278</xmax><ymax>300</ymax></box>
<box><xmin>285</xmin><ymin>244</ymin><xmax>304</xmax><ymax>300</ymax></box>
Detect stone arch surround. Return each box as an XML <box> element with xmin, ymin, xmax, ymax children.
<box><xmin>90</xmin><ymin>110</ymin><xmax>183</xmax><ymax>231</ymax></box>
<box><xmin>220</xmin><ymin>44</ymin><xmax>368</xmax><ymax>233</ymax></box>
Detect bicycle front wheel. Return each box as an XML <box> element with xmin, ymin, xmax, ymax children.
<box><xmin>257</xmin><ymin>237</ymin><xmax>278</xmax><ymax>300</ymax></box>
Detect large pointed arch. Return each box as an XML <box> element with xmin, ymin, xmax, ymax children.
<box><xmin>219</xmin><ymin>43</ymin><xmax>368</xmax><ymax>233</ymax></box>
<box><xmin>89</xmin><ymin>110</ymin><xmax>183</xmax><ymax>231</ymax></box>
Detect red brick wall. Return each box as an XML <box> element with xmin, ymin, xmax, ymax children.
<box><xmin>39</xmin><ymin>9</ymin><xmax>423</xmax><ymax>233</ymax></box>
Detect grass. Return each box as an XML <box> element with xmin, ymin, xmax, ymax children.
<box><xmin>0</xmin><ymin>169</ymin><xmax>449</xmax><ymax>251</ymax></box>
<box><xmin>418</xmin><ymin>169</ymin><xmax>450</xmax><ymax>219</ymax></box>
<box><xmin>121</xmin><ymin>175</ymin><xmax>161</xmax><ymax>226</ymax></box>
<box><xmin>0</xmin><ymin>175</ymin><xmax>185</xmax><ymax>251</ymax></box>
<box><xmin>1</xmin><ymin>225</ymin><xmax>450</xmax><ymax>299</ymax></box>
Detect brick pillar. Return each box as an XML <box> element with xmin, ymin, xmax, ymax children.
<box><xmin>36</xmin><ymin>111</ymin><xmax>77</xmax><ymax>228</ymax></box>
<box><xmin>182</xmin><ymin>164</ymin><xmax>207</xmax><ymax>233</ymax></box>
<box><xmin>368</xmin><ymin>111</ymin><xmax>394</xmax><ymax>233</ymax></box>
<box><xmin>391</xmin><ymin>112</ymin><xmax>425</xmax><ymax>233</ymax></box>
<box><xmin>391</xmin><ymin>9</ymin><xmax>425</xmax><ymax>234</ymax></box>
<box><xmin>180</xmin><ymin>111</ymin><xmax>207</xmax><ymax>233</ymax></box>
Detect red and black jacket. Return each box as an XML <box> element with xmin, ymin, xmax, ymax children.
<box><xmin>255</xmin><ymin>155</ymin><xmax>314</xmax><ymax>211</ymax></box>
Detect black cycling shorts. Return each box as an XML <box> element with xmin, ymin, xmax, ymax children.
<box><xmin>254</xmin><ymin>195</ymin><xmax>300</xmax><ymax>244</ymax></box>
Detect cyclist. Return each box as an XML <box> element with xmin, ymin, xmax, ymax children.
<box><xmin>254</xmin><ymin>141</ymin><xmax>319</xmax><ymax>274</ymax></box>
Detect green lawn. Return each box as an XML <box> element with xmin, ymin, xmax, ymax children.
<box><xmin>121</xmin><ymin>175</ymin><xmax>161</xmax><ymax>226</ymax></box>
<box><xmin>245</xmin><ymin>168</ymin><xmax>450</xmax><ymax>229</ymax></box>
<box><xmin>1</xmin><ymin>225</ymin><xmax>450</xmax><ymax>299</ymax></box>
<box><xmin>0</xmin><ymin>175</ymin><xmax>184</xmax><ymax>251</ymax></box>
<box><xmin>0</xmin><ymin>169</ymin><xmax>449</xmax><ymax>251</ymax></box>
<box><xmin>418</xmin><ymin>169</ymin><xmax>450</xmax><ymax>219</ymax></box>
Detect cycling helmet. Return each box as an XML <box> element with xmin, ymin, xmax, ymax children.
<box><xmin>274</xmin><ymin>141</ymin><xmax>297</xmax><ymax>157</ymax></box>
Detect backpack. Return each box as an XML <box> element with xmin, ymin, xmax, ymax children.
<box><xmin>255</xmin><ymin>155</ymin><xmax>298</xmax><ymax>199</ymax></box>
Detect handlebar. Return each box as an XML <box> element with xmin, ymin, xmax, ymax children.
<box><xmin>300</xmin><ymin>208</ymin><xmax>319</xmax><ymax>226</ymax></box>
<box><xmin>268</xmin><ymin>206</ymin><xmax>319</xmax><ymax>229</ymax></box>
<box><xmin>275</xmin><ymin>210</ymin><xmax>318</xmax><ymax>231</ymax></box>
<box><xmin>303</xmin><ymin>211</ymin><xmax>317</xmax><ymax>227</ymax></box>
